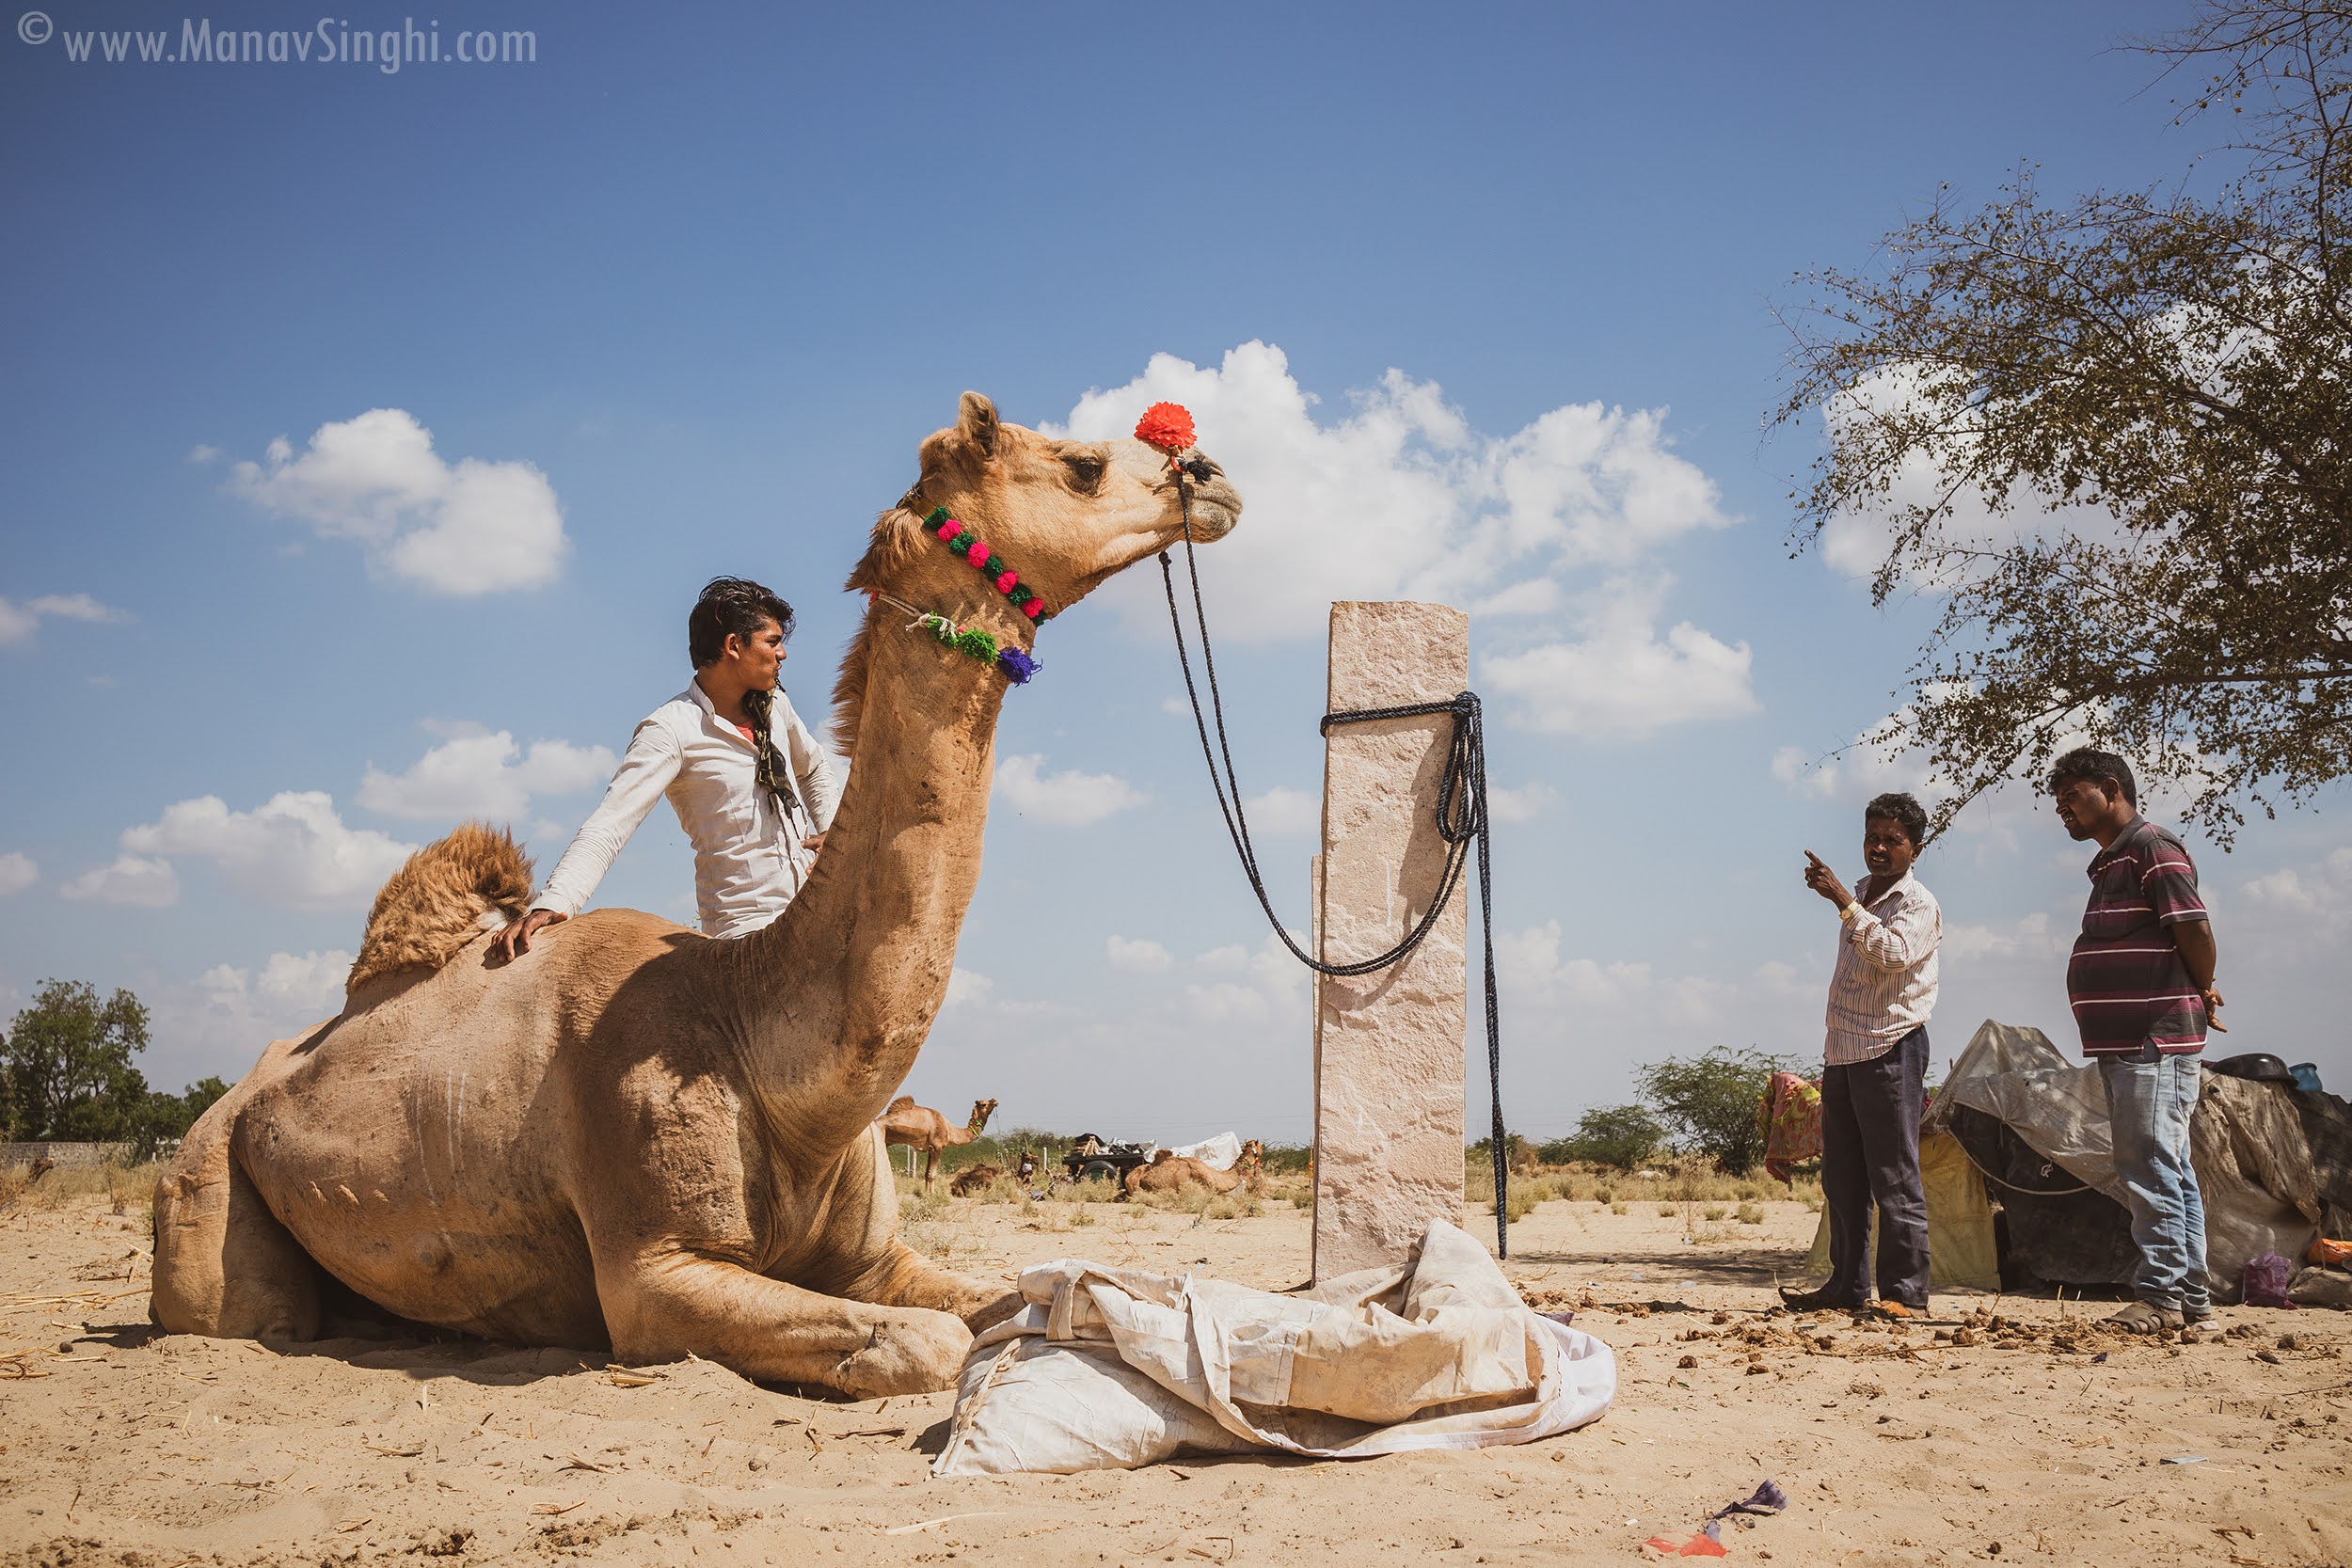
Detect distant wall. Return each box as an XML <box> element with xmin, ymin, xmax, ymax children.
<box><xmin>0</xmin><ymin>1141</ymin><xmax>142</xmax><ymax>1170</ymax></box>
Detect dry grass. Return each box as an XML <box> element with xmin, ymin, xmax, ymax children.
<box><xmin>0</xmin><ymin>1160</ymin><xmax>165</xmax><ymax>1218</ymax></box>
<box><xmin>1468</xmin><ymin>1156</ymin><xmax>1822</xmax><ymax>1220</ymax></box>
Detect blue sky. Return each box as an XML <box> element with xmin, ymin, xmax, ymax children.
<box><xmin>5</xmin><ymin>0</ymin><xmax>2343</xmax><ymax>1147</ymax></box>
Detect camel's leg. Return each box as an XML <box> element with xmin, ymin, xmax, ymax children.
<box><xmin>151</xmin><ymin>1109</ymin><xmax>321</xmax><ymax>1341</ymax></box>
<box><xmin>922</xmin><ymin>1146</ymin><xmax>939</xmax><ymax>1183</ymax></box>
<box><xmin>836</xmin><ymin>1241</ymin><xmax>1024</xmax><ymax>1333</ymax></box>
<box><xmin>595</xmin><ymin>1251</ymin><xmax>970</xmax><ymax>1399</ymax></box>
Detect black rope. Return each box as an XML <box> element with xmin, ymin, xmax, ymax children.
<box><xmin>1158</xmin><ymin>480</ymin><xmax>1511</xmax><ymax>1258</ymax></box>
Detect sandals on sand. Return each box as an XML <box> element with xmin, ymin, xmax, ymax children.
<box><xmin>2106</xmin><ymin>1300</ymin><xmax>2185</xmax><ymax>1334</ymax></box>
<box><xmin>1777</xmin><ymin>1287</ymin><xmax>1862</xmax><ymax>1313</ymax></box>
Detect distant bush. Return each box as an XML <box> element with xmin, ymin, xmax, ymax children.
<box><xmin>1538</xmin><ymin>1104</ymin><xmax>1665</xmax><ymax>1170</ymax></box>
<box><xmin>1636</xmin><ymin>1046</ymin><xmax>1799</xmax><ymax>1173</ymax></box>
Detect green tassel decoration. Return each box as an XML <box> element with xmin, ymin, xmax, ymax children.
<box><xmin>952</xmin><ymin>627</ymin><xmax>999</xmax><ymax>661</ymax></box>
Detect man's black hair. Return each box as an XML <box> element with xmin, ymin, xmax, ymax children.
<box><xmin>2047</xmin><ymin>747</ymin><xmax>2137</xmax><ymax>808</ymax></box>
<box><xmin>1864</xmin><ymin>791</ymin><xmax>1929</xmax><ymax>848</ymax></box>
<box><xmin>688</xmin><ymin>578</ymin><xmax>795</xmax><ymax>669</ymax></box>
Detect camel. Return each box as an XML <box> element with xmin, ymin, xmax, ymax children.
<box><xmin>878</xmin><ymin>1096</ymin><xmax>996</xmax><ymax>1182</ymax></box>
<box><xmin>1123</xmin><ymin>1139</ymin><xmax>1266</xmax><ymax>1198</ymax></box>
<box><xmin>946</xmin><ymin>1163</ymin><xmax>1000</xmax><ymax>1197</ymax></box>
<box><xmin>149</xmin><ymin>392</ymin><xmax>1241</xmax><ymax>1399</ymax></box>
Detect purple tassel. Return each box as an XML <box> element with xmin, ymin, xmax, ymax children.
<box><xmin>995</xmin><ymin>647</ymin><xmax>1041</xmax><ymax>685</ymax></box>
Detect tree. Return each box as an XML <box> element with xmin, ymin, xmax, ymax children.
<box><xmin>2</xmin><ymin>979</ymin><xmax>151</xmax><ymax>1141</ymax></box>
<box><xmin>1540</xmin><ymin>1104</ymin><xmax>1666</xmax><ymax>1170</ymax></box>
<box><xmin>1635</xmin><ymin>1047</ymin><xmax>1795</xmax><ymax>1173</ymax></box>
<box><xmin>1772</xmin><ymin>1</ymin><xmax>2351</xmax><ymax>843</ymax></box>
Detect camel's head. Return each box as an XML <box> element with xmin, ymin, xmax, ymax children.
<box><xmin>854</xmin><ymin>391</ymin><xmax>1242</xmax><ymax>626</ymax></box>
<box><xmin>968</xmin><ymin>1097</ymin><xmax>998</xmax><ymax>1133</ymax></box>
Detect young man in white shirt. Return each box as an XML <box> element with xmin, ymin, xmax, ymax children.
<box><xmin>1785</xmin><ymin>791</ymin><xmax>1942</xmax><ymax>1318</ymax></box>
<box><xmin>497</xmin><ymin>577</ymin><xmax>840</xmax><ymax>958</ymax></box>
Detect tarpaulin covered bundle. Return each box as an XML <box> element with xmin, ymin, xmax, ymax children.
<box><xmin>932</xmin><ymin>1220</ymin><xmax>1614</xmax><ymax>1475</ymax></box>
<box><xmin>1934</xmin><ymin>1021</ymin><xmax>2349</xmax><ymax>1302</ymax></box>
<box><xmin>1801</xmin><ymin>1126</ymin><xmax>2002</xmax><ymax>1291</ymax></box>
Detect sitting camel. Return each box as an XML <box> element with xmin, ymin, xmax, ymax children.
<box><xmin>1123</xmin><ymin>1139</ymin><xmax>1267</xmax><ymax>1198</ymax></box>
<box><xmin>149</xmin><ymin>392</ymin><xmax>1240</xmax><ymax>1399</ymax></box>
<box><xmin>879</xmin><ymin>1097</ymin><xmax>996</xmax><ymax>1182</ymax></box>
<box><xmin>946</xmin><ymin>1163</ymin><xmax>1000</xmax><ymax>1197</ymax></box>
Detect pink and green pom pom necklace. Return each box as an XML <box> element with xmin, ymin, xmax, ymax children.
<box><xmin>866</xmin><ymin>503</ymin><xmax>1055</xmax><ymax>685</ymax></box>
<box><xmin>923</xmin><ymin>506</ymin><xmax>1050</xmax><ymax>623</ymax></box>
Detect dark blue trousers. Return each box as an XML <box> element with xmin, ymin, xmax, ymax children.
<box><xmin>1820</xmin><ymin>1025</ymin><xmax>1931</xmax><ymax>1308</ymax></box>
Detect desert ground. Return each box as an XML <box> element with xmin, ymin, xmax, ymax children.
<box><xmin>2</xmin><ymin>1173</ymin><xmax>2348</xmax><ymax>1568</ymax></box>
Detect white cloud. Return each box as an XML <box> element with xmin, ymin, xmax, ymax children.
<box><xmin>2240</xmin><ymin>848</ymin><xmax>2352</xmax><ymax>941</ymax></box>
<box><xmin>119</xmin><ymin>791</ymin><xmax>417</xmax><ymax>912</ymax></box>
<box><xmin>197</xmin><ymin>950</ymin><xmax>354</xmax><ymax>1016</ymax></box>
<box><xmin>1479</xmin><ymin>576</ymin><xmax>1756</xmax><ymax>736</ymax></box>
<box><xmin>993</xmin><ymin>752</ymin><xmax>1149</xmax><ymax>827</ymax></box>
<box><xmin>1242</xmin><ymin>785</ymin><xmax>1318</xmax><ymax>836</ymax></box>
<box><xmin>229</xmin><ymin>408</ymin><xmax>567</xmax><ymax>595</ymax></box>
<box><xmin>0</xmin><ymin>852</ymin><xmax>34</xmax><ymax>896</ymax></box>
<box><xmin>60</xmin><ymin>853</ymin><xmax>180</xmax><ymax>908</ymax></box>
<box><xmin>1488</xmin><ymin>782</ymin><xmax>1563</xmax><ymax>824</ymax></box>
<box><xmin>1053</xmin><ymin>342</ymin><xmax>1737</xmax><ymax>650</ymax></box>
<box><xmin>1497</xmin><ymin>918</ymin><xmax>1817</xmax><ymax>1032</ymax></box>
<box><xmin>939</xmin><ymin>964</ymin><xmax>1079</xmax><ymax>1022</ymax></box>
<box><xmin>358</xmin><ymin>724</ymin><xmax>615</xmax><ymax>821</ymax></box>
<box><xmin>0</xmin><ymin>592</ymin><xmax>130</xmax><ymax>647</ymax></box>
<box><xmin>1181</xmin><ymin>932</ymin><xmax>1311</xmax><ymax>1030</ymax></box>
<box><xmin>1104</xmin><ymin>935</ymin><xmax>1173</xmax><ymax>974</ymax></box>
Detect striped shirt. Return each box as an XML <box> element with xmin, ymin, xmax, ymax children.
<box><xmin>1823</xmin><ymin>869</ymin><xmax>1941</xmax><ymax>1067</ymax></box>
<box><xmin>2066</xmin><ymin>817</ymin><xmax>2210</xmax><ymax>1056</ymax></box>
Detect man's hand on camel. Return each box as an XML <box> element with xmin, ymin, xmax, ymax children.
<box><xmin>801</xmin><ymin>832</ymin><xmax>825</xmax><ymax>854</ymax></box>
<box><xmin>496</xmin><ymin>909</ymin><xmax>565</xmax><ymax>961</ymax></box>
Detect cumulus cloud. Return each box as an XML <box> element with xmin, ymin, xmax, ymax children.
<box><xmin>1497</xmin><ymin>918</ymin><xmax>1816</xmax><ymax>1033</ymax></box>
<box><xmin>60</xmin><ymin>853</ymin><xmax>180</xmax><ymax>908</ymax></box>
<box><xmin>1479</xmin><ymin>576</ymin><xmax>1756</xmax><ymax>736</ymax></box>
<box><xmin>1104</xmin><ymin>935</ymin><xmax>1173</xmax><ymax>974</ymax></box>
<box><xmin>358</xmin><ymin>724</ymin><xmax>615</xmax><ymax>821</ymax></box>
<box><xmin>2241</xmin><ymin>848</ymin><xmax>2352</xmax><ymax>942</ymax></box>
<box><xmin>0</xmin><ymin>852</ymin><xmax>34</xmax><ymax>896</ymax></box>
<box><xmin>229</xmin><ymin>408</ymin><xmax>567</xmax><ymax>595</ymax></box>
<box><xmin>993</xmin><ymin>753</ymin><xmax>1150</xmax><ymax>827</ymax></box>
<box><xmin>1052</xmin><ymin>342</ymin><xmax>1738</xmax><ymax>656</ymax></box>
<box><xmin>1242</xmin><ymin>785</ymin><xmax>1318</xmax><ymax>836</ymax></box>
<box><xmin>1182</xmin><ymin>933</ymin><xmax>1311</xmax><ymax>1030</ymax></box>
<box><xmin>0</xmin><ymin>592</ymin><xmax>129</xmax><ymax>648</ymax></box>
<box><xmin>1488</xmin><ymin>782</ymin><xmax>1564</xmax><ymax>824</ymax></box>
<box><xmin>197</xmin><ymin>950</ymin><xmax>353</xmax><ymax>1016</ymax></box>
<box><xmin>118</xmin><ymin>791</ymin><xmax>417</xmax><ymax>912</ymax></box>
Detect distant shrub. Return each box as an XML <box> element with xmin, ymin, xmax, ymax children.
<box><xmin>1540</xmin><ymin>1105</ymin><xmax>1667</xmax><ymax>1171</ymax></box>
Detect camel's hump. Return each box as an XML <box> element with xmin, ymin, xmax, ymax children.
<box><xmin>886</xmin><ymin>1095</ymin><xmax>915</xmax><ymax>1115</ymax></box>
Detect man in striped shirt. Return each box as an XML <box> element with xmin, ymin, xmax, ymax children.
<box><xmin>1783</xmin><ymin>791</ymin><xmax>1942</xmax><ymax>1318</ymax></box>
<box><xmin>2052</xmin><ymin>747</ymin><xmax>2224</xmax><ymax>1334</ymax></box>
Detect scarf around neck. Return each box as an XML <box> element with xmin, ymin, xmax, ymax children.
<box><xmin>739</xmin><ymin>685</ymin><xmax>803</xmax><ymax>821</ymax></box>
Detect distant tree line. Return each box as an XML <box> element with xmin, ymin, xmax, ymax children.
<box><xmin>1478</xmin><ymin>1046</ymin><xmax>1808</xmax><ymax>1175</ymax></box>
<box><xmin>2</xmin><ymin>979</ymin><xmax>228</xmax><ymax>1160</ymax></box>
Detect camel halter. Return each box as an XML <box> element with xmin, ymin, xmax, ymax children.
<box><xmin>865</xmin><ymin>505</ymin><xmax>1049</xmax><ymax>685</ymax></box>
<box><xmin>1139</xmin><ymin>400</ymin><xmax>1515</xmax><ymax>1259</ymax></box>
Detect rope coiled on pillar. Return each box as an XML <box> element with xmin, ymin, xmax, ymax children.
<box><xmin>1159</xmin><ymin>483</ymin><xmax>1512</xmax><ymax>1258</ymax></box>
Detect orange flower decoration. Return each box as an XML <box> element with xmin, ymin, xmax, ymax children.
<box><xmin>1133</xmin><ymin>402</ymin><xmax>1196</xmax><ymax>454</ymax></box>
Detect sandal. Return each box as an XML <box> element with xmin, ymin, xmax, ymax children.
<box><xmin>2105</xmin><ymin>1301</ymin><xmax>2184</xmax><ymax>1334</ymax></box>
<box><xmin>1778</xmin><ymin>1286</ymin><xmax>1863</xmax><ymax>1313</ymax></box>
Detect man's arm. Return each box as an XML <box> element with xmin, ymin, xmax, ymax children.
<box><xmin>498</xmin><ymin>719</ymin><xmax>680</xmax><ymax>960</ymax></box>
<box><xmin>2172</xmin><ymin>918</ymin><xmax>2226</xmax><ymax>1032</ymax></box>
<box><xmin>782</xmin><ymin>698</ymin><xmax>841</xmax><ymax>850</ymax></box>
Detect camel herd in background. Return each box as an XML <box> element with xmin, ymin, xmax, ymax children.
<box><xmin>877</xmin><ymin>1097</ymin><xmax>1268</xmax><ymax>1198</ymax></box>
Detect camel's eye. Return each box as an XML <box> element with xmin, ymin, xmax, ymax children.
<box><xmin>1064</xmin><ymin>452</ymin><xmax>1105</xmax><ymax>493</ymax></box>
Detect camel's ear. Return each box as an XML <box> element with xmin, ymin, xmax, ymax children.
<box><xmin>957</xmin><ymin>392</ymin><xmax>999</xmax><ymax>458</ymax></box>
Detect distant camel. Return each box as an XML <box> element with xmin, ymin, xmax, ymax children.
<box><xmin>1124</xmin><ymin>1139</ymin><xmax>1266</xmax><ymax>1198</ymax></box>
<box><xmin>879</xmin><ymin>1097</ymin><xmax>997</xmax><ymax>1181</ymax></box>
<box><xmin>947</xmin><ymin>1163</ymin><xmax>1001</xmax><ymax>1197</ymax></box>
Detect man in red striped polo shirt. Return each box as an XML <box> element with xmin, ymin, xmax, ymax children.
<box><xmin>2050</xmin><ymin>747</ymin><xmax>2224</xmax><ymax>1334</ymax></box>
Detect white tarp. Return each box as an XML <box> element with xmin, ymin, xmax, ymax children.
<box><xmin>1160</xmin><ymin>1132</ymin><xmax>1242</xmax><ymax>1171</ymax></box>
<box><xmin>933</xmin><ymin>1219</ymin><xmax>1615</xmax><ymax>1475</ymax></box>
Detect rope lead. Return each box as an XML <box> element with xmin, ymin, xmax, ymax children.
<box><xmin>1160</xmin><ymin>484</ymin><xmax>1511</xmax><ymax>1258</ymax></box>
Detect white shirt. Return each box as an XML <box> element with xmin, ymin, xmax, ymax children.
<box><xmin>1822</xmin><ymin>868</ymin><xmax>1941</xmax><ymax>1066</ymax></box>
<box><xmin>532</xmin><ymin>681</ymin><xmax>841</xmax><ymax>940</ymax></box>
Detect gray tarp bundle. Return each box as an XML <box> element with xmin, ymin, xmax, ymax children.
<box><xmin>1933</xmin><ymin>1021</ymin><xmax>2351</xmax><ymax>1303</ymax></box>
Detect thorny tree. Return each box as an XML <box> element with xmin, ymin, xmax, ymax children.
<box><xmin>1772</xmin><ymin>1</ymin><xmax>2350</xmax><ymax>844</ymax></box>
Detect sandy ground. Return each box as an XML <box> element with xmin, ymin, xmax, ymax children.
<box><xmin>3</xmin><ymin>1190</ymin><xmax>2348</xmax><ymax>1568</ymax></box>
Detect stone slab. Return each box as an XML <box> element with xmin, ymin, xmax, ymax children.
<box><xmin>1311</xmin><ymin>600</ymin><xmax>1470</xmax><ymax>1281</ymax></box>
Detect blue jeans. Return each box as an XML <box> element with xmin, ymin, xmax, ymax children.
<box><xmin>2098</xmin><ymin>1048</ymin><xmax>2210</xmax><ymax>1314</ymax></box>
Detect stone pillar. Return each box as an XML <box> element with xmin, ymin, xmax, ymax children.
<box><xmin>1311</xmin><ymin>600</ymin><xmax>1470</xmax><ymax>1281</ymax></box>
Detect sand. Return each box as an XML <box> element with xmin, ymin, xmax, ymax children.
<box><xmin>3</xmin><ymin>1189</ymin><xmax>2348</xmax><ymax>1567</ymax></box>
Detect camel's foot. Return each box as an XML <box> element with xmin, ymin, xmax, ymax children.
<box><xmin>829</xmin><ymin>1307</ymin><xmax>972</xmax><ymax>1399</ymax></box>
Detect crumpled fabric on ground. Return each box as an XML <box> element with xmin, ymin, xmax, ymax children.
<box><xmin>932</xmin><ymin>1218</ymin><xmax>1614</xmax><ymax>1475</ymax></box>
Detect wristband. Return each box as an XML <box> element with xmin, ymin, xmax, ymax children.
<box><xmin>1838</xmin><ymin>901</ymin><xmax>1861</xmax><ymax>924</ymax></box>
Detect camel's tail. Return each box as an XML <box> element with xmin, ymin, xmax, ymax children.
<box><xmin>347</xmin><ymin>823</ymin><xmax>534</xmax><ymax>994</ymax></box>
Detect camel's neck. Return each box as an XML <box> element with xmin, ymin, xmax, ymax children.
<box><xmin>722</xmin><ymin>599</ymin><xmax>1011</xmax><ymax>1158</ymax></box>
